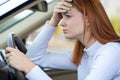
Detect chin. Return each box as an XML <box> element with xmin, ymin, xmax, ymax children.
<box><xmin>65</xmin><ymin>36</ymin><xmax>74</xmax><ymax>39</ymax></box>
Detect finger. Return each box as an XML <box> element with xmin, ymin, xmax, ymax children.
<box><xmin>6</xmin><ymin>53</ymin><xmax>12</xmax><ymax>65</ymax></box>
<box><xmin>6</xmin><ymin>47</ymin><xmax>15</xmax><ymax>53</ymax></box>
<box><xmin>59</xmin><ymin>1</ymin><xmax>72</xmax><ymax>7</ymax></box>
<box><xmin>55</xmin><ymin>2</ymin><xmax>72</xmax><ymax>13</ymax></box>
<box><xmin>7</xmin><ymin>59</ymin><xmax>13</xmax><ymax>67</ymax></box>
<box><xmin>6</xmin><ymin>53</ymin><xmax>12</xmax><ymax>59</ymax></box>
<box><xmin>55</xmin><ymin>5</ymin><xmax>70</xmax><ymax>11</ymax></box>
<box><xmin>62</xmin><ymin>0</ymin><xmax>72</xmax><ymax>2</ymax></box>
<box><xmin>55</xmin><ymin>8</ymin><xmax>67</xmax><ymax>13</ymax></box>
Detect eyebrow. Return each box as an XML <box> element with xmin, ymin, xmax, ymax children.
<box><xmin>62</xmin><ymin>10</ymin><xmax>72</xmax><ymax>16</ymax></box>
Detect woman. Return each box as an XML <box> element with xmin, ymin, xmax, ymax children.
<box><xmin>6</xmin><ymin>0</ymin><xmax>120</xmax><ymax>80</ymax></box>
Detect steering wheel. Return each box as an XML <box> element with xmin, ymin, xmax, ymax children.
<box><xmin>7</xmin><ymin>33</ymin><xmax>27</xmax><ymax>80</ymax></box>
<box><xmin>7</xmin><ymin>33</ymin><xmax>27</xmax><ymax>53</ymax></box>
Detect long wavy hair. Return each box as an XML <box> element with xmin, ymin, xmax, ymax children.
<box><xmin>72</xmin><ymin>0</ymin><xmax>120</xmax><ymax>66</ymax></box>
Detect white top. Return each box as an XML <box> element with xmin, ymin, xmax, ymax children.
<box><xmin>26</xmin><ymin>22</ymin><xmax>120</xmax><ymax>80</ymax></box>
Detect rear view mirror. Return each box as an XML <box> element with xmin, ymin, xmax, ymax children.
<box><xmin>32</xmin><ymin>1</ymin><xmax>48</xmax><ymax>12</ymax></box>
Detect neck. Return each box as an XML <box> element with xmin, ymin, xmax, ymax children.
<box><xmin>85</xmin><ymin>37</ymin><xmax>96</xmax><ymax>48</ymax></box>
<box><xmin>79</xmin><ymin>36</ymin><xmax>96</xmax><ymax>49</ymax></box>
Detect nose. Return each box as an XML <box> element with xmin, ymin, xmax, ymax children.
<box><xmin>59</xmin><ymin>19</ymin><xmax>66</xmax><ymax>27</ymax></box>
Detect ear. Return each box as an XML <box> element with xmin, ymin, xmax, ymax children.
<box><xmin>85</xmin><ymin>16</ymin><xmax>90</xmax><ymax>27</ymax></box>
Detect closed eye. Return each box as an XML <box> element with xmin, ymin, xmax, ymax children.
<box><xmin>62</xmin><ymin>12</ymin><xmax>72</xmax><ymax>19</ymax></box>
<box><xmin>65</xmin><ymin>15</ymin><xmax>71</xmax><ymax>18</ymax></box>
<box><xmin>63</xmin><ymin>14</ymin><xmax>72</xmax><ymax>19</ymax></box>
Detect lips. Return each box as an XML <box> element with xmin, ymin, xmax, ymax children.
<box><xmin>63</xmin><ymin>29</ymin><xmax>67</xmax><ymax>33</ymax></box>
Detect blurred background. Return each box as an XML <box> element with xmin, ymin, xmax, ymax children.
<box><xmin>101</xmin><ymin>0</ymin><xmax>120</xmax><ymax>35</ymax></box>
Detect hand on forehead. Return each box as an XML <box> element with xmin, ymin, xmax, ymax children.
<box><xmin>62</xmin><ymin>0</ymin><xmax>72</xmax><ymax>2</ymax></box>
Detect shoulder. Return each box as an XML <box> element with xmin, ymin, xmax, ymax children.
<box><xmin>90</xmin><ymin>42</ymin><xmax>120</xmax><ymax>79</ymax></box>
<box><xmin>100</xmin><ymin>42</ymin><xmax>120</xmax><ymax>51</ymax></box>
<box><xmin>96</xmin><ymin>41</ymin><xmax>120</xmax><ymax>57</ymax></box>
<box><xmin>92</xmin><ymin>42</ymin><xmax>120</xmax><ymax>68</ymax></box>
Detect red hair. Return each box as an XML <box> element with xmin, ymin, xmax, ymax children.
<box><xmin>72</xmin><ymin>0</ymin><xmax>120</xmax><ymax>66</ymax></box>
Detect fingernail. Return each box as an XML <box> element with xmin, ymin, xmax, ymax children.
<box><xmin>67</xmin><ymin>8</ymin><xmax>70</xmax><ymax>10</ymax></box>
<box><xmin>69</xmin><ymin>4</ymin><xmax>72</xmax><ymax>7</ymax></box>
<box><xmin>63</xmin><ymin>10</ymin><xmax>66</xmax><ymax>12</ymax></box>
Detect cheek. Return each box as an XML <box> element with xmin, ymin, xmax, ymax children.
<box><xmin>70</xmin><ymin>20</ymin><xmax>84</xmax><ymax>33</ymax></box>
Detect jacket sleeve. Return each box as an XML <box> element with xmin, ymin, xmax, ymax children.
<box><xmin>25</xmin><ymin>65</ymin><xmax>52</xmax><ymax>80</ymax></box>
<box><xmin>26</xmin><ymin>21</ymin><xmax>77</xmax><ymax>70</ymax></box>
